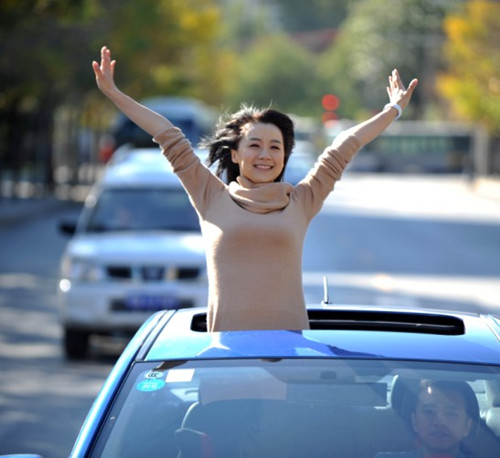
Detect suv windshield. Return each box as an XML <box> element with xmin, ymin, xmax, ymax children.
<box><xmin>115</xmin><ymin>117</ymin><xmax>201</xmax><ymax>147</ymax></box>
<box><xmin>90</xmin><ymin>359</ymin><xmax>500</xmax><ymax>457</ymax></box>
<box><xmin>83</xmin><ymin>188</ymin><xmax>200</xmax><ymax>233</ymax></box>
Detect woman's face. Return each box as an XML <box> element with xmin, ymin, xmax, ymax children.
<box><xmin>231</xmin><ymin>122</ymin><xmax>285</xmax><ymax>184</ymax></box>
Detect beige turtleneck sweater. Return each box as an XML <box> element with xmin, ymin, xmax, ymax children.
<box><xmin>154</xmin><ymin>128</ymin><xmax>361</xmax><ymax>331</ymax></box>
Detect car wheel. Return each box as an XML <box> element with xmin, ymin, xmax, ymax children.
<box><xmin>64</xmin><ymin>328</ymin><xmax>90</xmax><ymax>359</ymax></box>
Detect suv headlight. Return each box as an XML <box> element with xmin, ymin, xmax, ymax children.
<box><xmin>61</xmin><ymin>257</ymin><xmax>105</xmax><ymax>282</ymax></box>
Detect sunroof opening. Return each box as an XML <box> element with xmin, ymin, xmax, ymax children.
<box><xmin>308</xmin><ymin>309</ymin><xmax>465</xmax><ymax>335</ymax></box>
<box><xmin>190</xmin><ymin>309</ymin><xmax>465</xmax><ymax>335</ymax></box>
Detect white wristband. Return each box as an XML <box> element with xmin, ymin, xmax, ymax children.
<box><xmin>384</xmin><ymin>102</ymin><xmax>402</xmax><ymax>120</ymax></box>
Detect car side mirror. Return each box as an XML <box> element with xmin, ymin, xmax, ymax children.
<box><xmin>59</xmin><ymin>219</ymin><xmax>77</xmax><ymax>236</ymax></box>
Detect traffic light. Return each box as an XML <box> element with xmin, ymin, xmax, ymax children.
<box><xmin>321</xmin><ymin>94</ymin><xmax>340</xmax><ymax>125</ymax></box>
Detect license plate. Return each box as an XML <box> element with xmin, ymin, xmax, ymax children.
<box><xmin>124</xmin><ymin>294</ymin><xmax>181</xmax><ymax>311</ymax></box>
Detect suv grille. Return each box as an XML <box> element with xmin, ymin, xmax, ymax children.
<box><xmin>107</xmin><ymin>266</ymin><xmax>132</xmax><ymax>279</ymax></box>
<box><xmin>106</xmin><ymin>265</ymin><xmax>201</xmax><ymax>282</ymax></box>
<box><xmin>111</xmin><ymin>297</ymin><xmax>194</xmax><ymax>312</ymax></box>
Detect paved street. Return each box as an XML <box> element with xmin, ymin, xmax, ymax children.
<box><xmin>302</xmin><ymin>173</ymin><xmax>500</xmax><ymax>313</ymax></box>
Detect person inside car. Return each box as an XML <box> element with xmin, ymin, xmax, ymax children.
<box><xmin>375</xmin><ymin>379</ymin><xmax>479</xmax><ymax>458</ymax></box>
<box><xmin>92</xmin><ymin>46</ymin><xmax>417</xmax><ymax>332</ymax></box>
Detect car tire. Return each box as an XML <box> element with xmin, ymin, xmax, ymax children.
<box><xmin>64</xmin><ymin>328</ymin><xmax>90</xmax><ymax>359</ymax></box>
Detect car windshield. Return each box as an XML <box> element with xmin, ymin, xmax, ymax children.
<box><xmin>83</xmin><ymin>188</ymin><xmax>200</xmax><ymax>233</ymax></box>
<box><xmin>115</xmin><ymin>117</ymin><xmax>204</xmax><ymax>147</ymax></box>
<box><xmin>90</xmin><ymin>359</ymin><xmax>500</xmax><ymax>457</ymax></box>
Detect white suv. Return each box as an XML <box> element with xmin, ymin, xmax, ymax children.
<box><xmin>58</xmin><ymin>148</ymin><xmax>207</xmax><ymax>359</ymax></box>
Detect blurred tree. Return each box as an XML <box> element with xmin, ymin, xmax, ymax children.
<box><xmin>225</xmin><ymin>34</ymin><xmax>318</xmax><ymax>115</ymax></box>
<box><xmin>0</xmin><ymin>0</ymin><xmax>228</xmax><ymax>195</ymax></box>
<box><xmin>318</xmin><ymin>0</ymin><xmax>462</xmax><ymax>120</ymax></box>
<box><xmin>105</xmin><ymin>0</ymin><xmax>226</xmax><ymax>104</ymax></box>
<box><xmin>217</xmin><ymin>0</ymin><xmax>277</xmax><ymax>50</ymax></box>
<box><xmin>213</xmin><ymin>0</ymin><xmax>352</xmax><ymax>121</ymax></box>
<box><xmin>0</xmin><ymin>0</ymin><xmax>100</xmax><ymax>193</ymax></box>
<box><xmin>437</xmin><ymin>0</ymin><xmax>500</xmax><ymax>134</ymax></box>
<box><xmin>270</xmin><ymin>0</ymin><xmax>350</xmax><ymax>32</ymax></box>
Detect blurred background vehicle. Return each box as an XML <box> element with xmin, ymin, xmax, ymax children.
<box><xmin>58</xmin><ymin>148</ymin><xmax>207</xmax><ymax>359</ymax></box>
<box><xmin>284</xmin><ymin>150</ymin><xmax>315</xmax><ymax>184</ymax></box>
<box><xmin>326</xmin><ymin>120</ymin><xmax>477</xmax><ymax>174</ymax></box>
<box><xmin>99</xmin><ymin>96</ymin><xmax>217</xmax><ymax>163</ymax></box>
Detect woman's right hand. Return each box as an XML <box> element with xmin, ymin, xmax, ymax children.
<box><xmin>92</xmin><ymin>46</ymin><xmax>118</xmax><ymax>96</ymax></box>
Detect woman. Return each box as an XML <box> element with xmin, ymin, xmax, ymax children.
<box><xmin>93</xmin><ymin>46</ymin><xmax>418</xmax><ymax>332</ymax></box>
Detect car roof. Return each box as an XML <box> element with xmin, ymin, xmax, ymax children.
<box><xmin>137</xmin><ymin>96</ymin><xmax>213</xmax><ymax>117</ymax></box>
<box><xmin>132</xmin><ymin>306</ymin><xmax>500</xmax><ymax>366</ymax></box>
<box><xmin>101</xmin><ymin>147</ymin><xmax>181</xmax><ymax>187</ymax></box>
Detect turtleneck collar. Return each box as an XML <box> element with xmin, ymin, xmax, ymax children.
<box><xmin>228</xmin><ymin>176</ymin><xmax>293</xmax><ymax>214</ymax></box>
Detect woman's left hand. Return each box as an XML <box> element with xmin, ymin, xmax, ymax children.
<box><xmin>386</xmin><ymin>69</ymin><xmax>418</xmax><ymax>110</ymax></box>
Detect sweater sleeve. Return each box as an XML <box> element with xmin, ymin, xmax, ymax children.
<box><xmin>153</xmin><ymin>127</ymin><xmax>225</xmax><ymax>215</ymax></box>
<box><xmin>293</xmin><ymin>133</ymin><xmax>361</xmax><ymax>218</ymax></box>
<box><xmin>153</xmin><ymin>127</ymin><xmax>199</xmax><ymax>173</ymax></box>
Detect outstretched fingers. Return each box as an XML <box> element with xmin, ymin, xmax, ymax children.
<box><xmin>386</xmin><ymin>70</ymin><xmax>398</xmax><ymax>98</ymax></box>
<box><xmin>385</xmin><ymin>69</ymin><xmax>418</xmax><ymax>111</ymax></box>
<box><xmin>406</xmin><ymin>78</ymin><xmax>418</xmax><ymax>95</ymax></box>
<box><xmin>93</xmin><ymin>46</ymin><xmax>118</xmax><ymax>89</ymax></box>
<box><xmin>95</xmin><ymin>46</ymin><xmax>115</xmax><ymax>76</ymax></box>
<box><xmin>390</xmin><ymin>69</ymin><xmax>418</xmax><ymax>92</ymax></box>
<box><xmin>393</xmin><ymin>69</ymin><xmax>403</xmax><ymax>87</ymax></box>
<box><xmin>387</xmin><ymin>69</ymin><xmax>404</xmax><ymax>93</ymax></box>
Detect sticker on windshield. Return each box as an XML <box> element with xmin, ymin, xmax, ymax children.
<box><xmin>166</xmin><ymin>368</ymin><xmax>195</xmax><ymax>383</ymax></box>
<box><xmin>145</xmin><ymin>370</ymin><xmax>165</xmax><ymax>379</ymax></box>
<box><xmin>137</xmin><ymin>378</ymin><xmax>166</xmax><ymax>392</ymax></box>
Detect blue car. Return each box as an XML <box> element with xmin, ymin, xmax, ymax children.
<box><xmin>70</xmin><ymin>305</ymin><xmax>500</xmax><ymax>457</ymax></box>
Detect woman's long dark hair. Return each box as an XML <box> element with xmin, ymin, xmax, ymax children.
<box><xmin>201</xmin><ymin>105</ymin><xmax>295</xmax><ymax>183</ymax></box>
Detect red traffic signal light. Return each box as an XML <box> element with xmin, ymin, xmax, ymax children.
<box><xmin>321</xmin><ymin>94</ymin><xmax>340</xmax><ymax>111</ymax></box>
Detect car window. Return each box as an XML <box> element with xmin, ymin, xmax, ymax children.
<box><xmin>284</xmin><ymin>155</ymin><xmax>315</xmax><ymax>184</ymax></box>
<box><xmin>90</xmin><ymin>359</ymin><xmax>500</xmax><ymax>457</ymax></box>
<box><xmin>115</xmin><ymin>117</ymin><xmax>201</xmax><ymax>147</ymax></box>
<box><xmin>83</xmin><ymin>188</ymin><xmax>200</xmax><ymax>233</ymax></box>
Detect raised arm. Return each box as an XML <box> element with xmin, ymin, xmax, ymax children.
<box><xmin>92</xmin><ymin>46</ymin><xmax>172</xmax><ymax>137</ymax></box>
<box><xmin>336</xmin><ymin>69</ymin><xmax>418</xmax><ymax>147</ymax></box>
